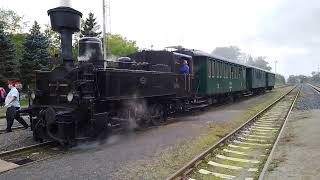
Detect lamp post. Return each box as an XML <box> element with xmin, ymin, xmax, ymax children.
<box><xmin>274</xmin><ymin>60</ymin><xmax>278</xmax><ymax>74</ymax></box>
<box><xmin>102</xmin><ymin>0</ymin><xmax>107</xmax><ymax>60</ymax></box>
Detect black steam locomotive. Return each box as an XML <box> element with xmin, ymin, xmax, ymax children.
<box><xmin>26</xmin><ymin>6</ymin><xmax>275</xmax><ymax>146</ymax></box>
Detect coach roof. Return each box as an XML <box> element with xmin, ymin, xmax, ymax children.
<box><xmin>176</xmin><ymin>48</ymin><xmax>274</xmax><ymax>74</ymax></box>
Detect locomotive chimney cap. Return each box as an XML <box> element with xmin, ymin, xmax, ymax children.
<box><xmin>47</xmin><ymin>6</ymin><xmax>82</xmax><ymax>32</ymax></box>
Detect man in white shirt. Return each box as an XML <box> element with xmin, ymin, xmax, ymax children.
<box><xmin>4</xmin><ymin>80</ymin><xmax>28</xmax><ymax>133</ymax></box>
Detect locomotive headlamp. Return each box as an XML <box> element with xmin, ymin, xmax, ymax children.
<box><xmin>31</xmin><ymin>92</ymin><xmax>36</xmax><ymax>100</ymax></box>
<box><xmin>67</xmin><ymin>92</ymin><xmax>74</xmax><ymax>102</ymax></box>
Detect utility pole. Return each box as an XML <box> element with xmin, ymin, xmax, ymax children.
<box><xmin>102</xmin><ymin>0</ymin><xmax>107</xmax><ymax>60</ymax></box>
<box><xmin>274</xmin><ymin>60</ymin><xmax>278</xmax><ymax>74</ymax></box>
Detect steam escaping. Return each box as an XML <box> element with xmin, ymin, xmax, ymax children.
<box><xmin>60</xmin><ymin>0</ymin><xmax>72</xmax><ymax>7</ymax></box>
<box><xmin>78</xmin><ymin>48</ymin><xmax>96</xmax><ymax>61</ymax></box>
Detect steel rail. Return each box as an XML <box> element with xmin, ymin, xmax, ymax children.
<box><xmin>166</xmin><ymin>86</ymin><xmax>297</xmax><ymax>180</ymax></box>
<box><xmin>258</xmin><ymin>85</ymin><xmax>301</xmax><ymax>179</ymax></box>
<box><xmin>0</xmin><ymin>141</ymin><xmax>55</xmax><ymax>157</ymax></box>
<box><xmin>0</xmin><ymin>141</ymin><xmax>58</xmax><ymax>174</ymax></box>
<box><xmin>308</xmin><ymin>83</ymin><xmax>320</xmax><ymax>95</ymax></box>
<box><xmin>0</xmin><ymin>126</ymin><xmax>25</xmax><ymax>134</ymax></box>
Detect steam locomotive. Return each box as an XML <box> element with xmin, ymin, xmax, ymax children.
<box><xmin>26</xmin><ymin>6</ymin><xmax>275</xmax><ymax>146</ymax></box>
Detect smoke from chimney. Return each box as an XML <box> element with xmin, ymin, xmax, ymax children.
<box><xmin>60</xmin><ymin>0</ymin><xmax>72</xmax><ymax>7</ymax></box>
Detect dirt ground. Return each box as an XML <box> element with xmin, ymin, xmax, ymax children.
<box><xmin>264</xmin><ymin>85</ymin><xmax>320</xmax><ymax>180</ymax></box>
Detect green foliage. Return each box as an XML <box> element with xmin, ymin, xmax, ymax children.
<box><xmin>212</xmin><ymin>46</ymin><xmax>242</xmax><ymax>63</ymax></box>
<box><xmin>0</xmin><ymin>8</ymin><xmax>26</xmax><ymax>34</ymax></box>
<box><xmin>44</xmin><ymin>24</ymin><xmax>60</xmax><ymax>57</ymax></box>
<box><xmin>310</xmin><ymin>72</ymin><xmax>320</xmax><ymax>83</ymax></box>
<box><xmin>0</xmin><ymin>22</ymin><xmax>17</xmax><ymax>87</ymax></box>
<box><xmin>10</xmin><ymin>33</ymin><xmax>26</xmax><ymax>68</ymax></box>
<box><xmin>107</xmin><ymin>33</ymin><xmax>139</xmax><ymax>57</ymax></box>
<box><xmin>275</xmin><ymin>74</ymin><xmax>286</xmax><ymax>85</ymax></box>
<box><xmin>81</xmin><ymin>12</ymin><xmax>101</xmax><ymax>37</ymax></box>
<box><xmin>20</xmin><ymin>21</ymin><xmax>50</xmax><ymax>88</ymax></box>
<box><xmin>246</xmin><ymin>56</ymin><xmax>272</xmax><ymax>71</ymax></box>
<box><xmin>287</xmin><ymin>75</ymin><xmax>309</xmax><ymax>84</ymax></box>
<box><xmin>72</xmin><ymin>32</ymin><xmax>80</xmax><ymax>61</ymax></box>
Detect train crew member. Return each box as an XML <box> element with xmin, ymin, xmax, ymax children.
<box><xmin>180</xmin><ymin>60</ymin><xmax>190</xmax><ymax>74</ymax></box>
<box><xmin>4</xmin><ymin>80</ymin><xmax>28</xmax><ymax>133</ymax></box>
<box><xmin>0</xmin><ymin>87</ymin><xmax>6</xmax><ymax>107</ymax></box>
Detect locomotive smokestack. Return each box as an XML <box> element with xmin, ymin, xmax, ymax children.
<box><xmin>47</xmin><ymin>7</ymin><xmax>82</xmax><ymax>65</ymax></box>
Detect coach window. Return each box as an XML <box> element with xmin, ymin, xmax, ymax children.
<box><xmin>226</xmin><ymin>65</ymin><xmax>229</xmax><ymax>79</ymax></box>
<box><xmin>222</xmin><ymin>63</ymin><xmax>224</xmax><ymax>78</ymax></box>
<box><xmin>224</xmin><ymin>63</ymin><xmax>226</xmax><ymax>78</ymax></box>
<box><xmin>232</xmin><ymin>66</ymin><xmax>234</xmax><ymax>79</ymax></box>
<box><xmin>214</xmin><ymin>61</ymin><xmax>217</xmax><ymax>78</ymax></box>
<box><xmin>220</xmin><ymin>63</ymin><xmax>222</xmax><ymax>78</ymax></box>
<box><xmin>227</xmin><ymin>64</ymin><xmax>229</xmax><ymax>79</ymax></box>
<box><xmin>231</xmin><ymin>66</ymin><xmax>234</xmax><ymax>79</ymax></box>
<box><xmin>225</xmin><ymin>64</ymin><xmax>228</xmax><ymax>79</ymax></box>
<box><xmin>219</xmin><ymin>62</ymin><xmax>221</xmax><ymax>78</ymax></box>
<box><xmin>216</xmin><ymin>62</ymin><xmax>219</xmax><ymax>78</ymax></box>
<box><xmin>224</xmin><ymin>64</ymin><xmax>227</xmax><ymax>79</ymax></box>
<box><xmin>235</xmin><ymin>67</ymin><xmax>238</xmax><ymax>79</ymax></box>
<box><xmin>218</xmin><ymin>62</ymin><xmax>220</xmax><ymax>78</ymax></box>
<box><xmin>237</xmin><ymin>67</ymin><xmax>239</xmax><ymax>79</ymax></box>
<box><xmin>212</xmin><ymin>61</ymin><xmax>215</xmax><ymax>78</ymax></box>
<box><xmin>208</xmin><ymin>60</ymin><xmax>211</xmax><ymax>78</ymax></box>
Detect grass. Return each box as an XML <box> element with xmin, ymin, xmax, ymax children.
<box><xmin>0</xmin><ymin>95</ymin><xmax>29</xmax><ymax>117</ymax></box>
<box><xmin>111</xmin><ymin>87</ymin><xmax>293</xmax><ymax>180</ymax></box>
<box><xmin>267</xmin><ymin>156</ymin><xmax>287</xmax><ymax>172</ymax></box>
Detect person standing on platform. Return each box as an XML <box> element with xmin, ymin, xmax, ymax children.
<box><xmin>4</xmin><ymin>80</ymin><xmax>28</xmax><ymax>133</ymax></box>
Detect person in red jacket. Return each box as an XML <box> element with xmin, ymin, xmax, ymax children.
<box><xmin>0</xmin><ymin>87</ymin><xmax>6</xmax><ymax>107</ymax></box>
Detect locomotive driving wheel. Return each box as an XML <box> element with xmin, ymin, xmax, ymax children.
<box><xmin>150</xmin><ymin>104</ymin><xmax>165</xmax><ymax>126</ymax></box>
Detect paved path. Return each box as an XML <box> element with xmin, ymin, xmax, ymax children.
<box><xmin>264</xmin><ymin>85</ymin><xmax>320</xmax><ymax>179</ymax></box>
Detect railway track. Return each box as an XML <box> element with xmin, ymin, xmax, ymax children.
<box><xmin>167</xmin><ymin>86</ymin><xmax>300</xmax><ymax>180</ymax></box>
<box><xmin>0</xmin><ymin>126</ymin><xmax>25</xmax><ymax>134</ymax></box>
<box><xmin>308</xmin><ymin>83</ymin><xmax>320</xmax><ymax>94</ymax></box>
<box><xmin>0</xmin><ymin>141</ymin><xmax>62</xmax><ymax>174</ymax></box>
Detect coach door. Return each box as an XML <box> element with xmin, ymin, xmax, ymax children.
<box><xmin>173</xmin><ymin>56</ymin><xmax>193</xmax><ymax>97</ymax></box>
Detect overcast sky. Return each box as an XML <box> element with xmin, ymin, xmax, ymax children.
<box><xmin>1</xmin><ymin>0</ymin><xmax>318</xmax><ymax>78</ymax></box>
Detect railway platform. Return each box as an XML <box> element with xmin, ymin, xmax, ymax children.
<box><xmin>264</xmin><ymin>84</ymin><xmax>320</xmax><ymax>179</ymax></box>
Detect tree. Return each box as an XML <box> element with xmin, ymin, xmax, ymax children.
<box><xmin>20</xmin><ymin>21</ymin><xmax>50</xmax><ymax>88</ymax></box>
<box><xmin>44</xmin><ymin>24</ymin><xmax>60</xmax><ymax>57</ymax></box>
<box><xmin>212</xmin><ymin>46</ymin><xmax>242</xmax><ymax>62</ymax></box>
<box><xmin>246</xmin><ymin>54</ymin><xmax>254</xmax><ymax>65</ymax></box>
<box><xmin>310</xmin><ymin>72</ymin><xmax>320</xmax><ymax>83</ymax></box>
<box><xmin>246</xmin><ymin>56</ymin><xmax>272</xmax><ymax>71</ymax></box>
<box><xmin>0</xmin><ymin>22</ymin><xmax>17</xmax><ymax>87</ymax></box>
<box><xmin>275</xmin><ymin>74</ymin><xmax>286</xmax><ymax>85</ymax></box>
<box><xmin>287</xmin><ymin>75</ymin><xmax>309</xmax><ymax>84</ymax></box>
<box><xmin>81</xmin><ymin>12</ymin><xmax>101</xmax><ymax>37</ymax></box>
<box><xmin>0</xmin><ymin>8</ymin><xmax>26</xmax><ymax>34</ymax></box>
<box><xmin>10</xmin><ymin>33</ymin><xmax>27</xmax><ymax>66</ymax></box>
<box><xmin>106</xmin><ymin>33</ymin><xmax>139</xmax><ymax>57</ymax></box>
<box><xmin>72</xmin><ymin>32</ymin><xmax>80</xmax><ymax>60</ymax></box>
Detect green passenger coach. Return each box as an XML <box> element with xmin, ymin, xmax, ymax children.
<box><xmin>176</xmin><ymin>50</ymin><xmax>247</xmax><ymax>97</ymax></box>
